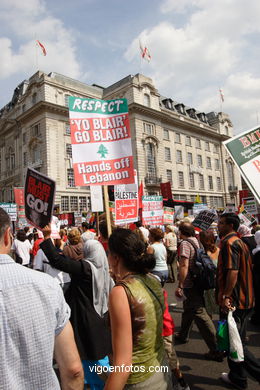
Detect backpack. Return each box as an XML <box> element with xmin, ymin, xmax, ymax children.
<box><xmin>184</xmin><ymin>239</ymin><xmax>217</xmax><ymax>290</ymax></box>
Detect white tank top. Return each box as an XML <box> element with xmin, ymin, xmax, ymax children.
<box><xmin>151</xmin><ymin>242</ymin><xmax>168</xmax><ymax>272</ymax></box>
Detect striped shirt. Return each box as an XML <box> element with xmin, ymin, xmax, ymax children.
<box><xmin>179</xmin><ymin>237</ymin><xmax>199</xmax><ymax>288</ymax></box>
<box><xmin>0</xmin><ymin>254</ymin><xmax>70</xmax><ymax>390</ymax></box>
<box><xmin>217</xmin><ymin>233</ymin><xmax>254</xmax><ymax>310</ymax></box>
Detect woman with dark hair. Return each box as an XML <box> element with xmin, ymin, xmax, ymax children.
<box><xmin>147</xmin><ymin>228</ymin><xmax>168</xmax><ymax>286</ymax></box>
<box><xmin>11</xmin><ymin>229</ymin><xmax>32</xmax><ymax>266</ymax></box>
<box><xmin>199</xmin><ymin>230</ymin><xmax>219</xmax><ymax>317</ymax></box>
<box><xmin>40</xmin><ymin>227</ymin><xmax>113</xmax><ymax>390</ymax></box>
<box><xmin>106</xmin><ymin>228</ymin><xmax>171</xmax><ymax>389</ymax></box>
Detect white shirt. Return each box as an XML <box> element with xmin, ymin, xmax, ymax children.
<box><xmin>11</xmin><ymin>239</ymin><xmax>32</xmax><ymax>265</ymax></box>
<box><xmin>34</xmin><ymin>249</ymin><xmax>71</xmax><ymax>286</ymax></box>
<box><xmin>0</xmin><ymin>254</ymin><xmax>70</xmax><ymax>390</ymax></box>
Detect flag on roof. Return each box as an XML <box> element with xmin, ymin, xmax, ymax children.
<box><xmin>219</xmin><ymin>88</ymin><xmax>224</xmax><ymax>102</ymax></box>
<box><xmin>139</xmin><ymin>40</ymin><xmax>151</xmax><ymax>62</ymax></box>
<box><xmin>36</xmin><ymin>40</ymin><xmax>47</xmax><ymax>56</ymax></box>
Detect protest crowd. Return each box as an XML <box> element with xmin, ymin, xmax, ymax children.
<box><xmin>1</xmin><ymin>202</ymin><xmax>260</xmax><ymax>390</ymax></box>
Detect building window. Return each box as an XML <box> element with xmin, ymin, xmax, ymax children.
<box><xmin>213</xmin><ymin>144</ymin><xmax>219</xmax><ymax>153</ymax></box>
<box><xmin>70</xmin><ymin>196</ymin><xmax>78</xmax><ymax>211</ymax></box>
<box><xmin>67</xmin><ymin>168</ymin><xmax>75</xmax><ymax>187</ymax></box>
<box><xmin>6</xmin><ymin>148</ymin><xmax>15</xmax><ymax>171</ymax></box>
<box><xmin>197</xmin><ymin>155</ymin><xmax>203</xmax><ymax>167</ymax></box>
<box><xmin>189</xmin><ymin>172</ymin><xmax>195</xmax><ymax>188</ymax></box>
<box><xmin>217</xmin><ymin>177</ymin><xmax>222</xmax><ymax>191</ymax></box>
<box><xmin>32</xmin><ymin>93</ymin><xmax>37</xmax><ymax>104</ymax></box>
<box><xmin>65</xmin><ymin>94</ymin><xmax>70</xmax><ymax>107</ymax></box>
<box><xmin>143</xmin><ymin>94</ymin><xmax>150</xmax><ymax>107</ymax></box>
<box><xmin>31</xmin><ymin>123</ymin><xmax>41</xmax><ymax>137</ymax></box>
<box><xmin>79</xmin><ymin>196</ymin><xmax>87</xmax><ymax>211</ymax></box>
<box><xmin>199</xmin><ymin>174</ymin><xmax>204</xmax><ymax>189</ymax></box>
<box><xmin>215</xmin><ymin>159</ymin><xmax>220</xmax><ymax>170</ymax></box>
<box><xmin>61</xmin><ymin>196</ymin><xmax>69</xmax><ymax>211</ymax></box>
<box><xmin>22</xmin><ymin>104</ymin><xmax>26</xmax><ymax>113</ymax></box>
<box><xmin>176</xmin><ymin>150</ymin><xmax>182</xmax><ymax>163</ymax></box>
<box><xmin>208</xmin><ymin>175</ymin><xmax>213</xmax><ymax>190</ymax></box>
<box><xmin>199</xmin><ymin>195</ymin><xmax>206</xmax><ymax>204</ymax></box>
<box><xmin>178</xmin><ymin>171</ymin><xmax>184</xmax><ymax>187</ymax></box>
<box><xmin>32</xmin><ymin>147</ymin><xmax>41</xmax><ymax>163</ymax></box>
<box><xmin>23</xmin><ymin>152</ymin><xmax>27</xmax><ymax>167</ymax></box>
<box><xmin>174</xmin><ymin>194</ymin><xmax>187</xmax><ymax>200</ymax></box>
<box><xmin>23</xmin><ymin>133</ymin><xmax>26</xmax><ymax>144</ymax></box>
<box><xmin>166</xmin><ymin>169</ymin><xmax>172</xmax><ymax>183</ymax></box>
<box><xmin>227</xmin><ymin>161</ymin><xmax>235</xmax><ymax>186</ymax></box>
<box><xmin>205</xmin><ymin>141</ymin><xmax>210</xmax><ymax>151</ymax></box>
<box><xmin>143</xmin><ymin>122</ymin><xmax>155</xmax><ymax>136</ymax></box>
<box><xmin>65</xmin><ymin>123</ymin><xmax>71</xmax><ymax>136</ymax></box>
<box><xmin>196</xmin><ymin>139</ymin><xmax>201</xmax><ymax>148</ymax></box>
<box><xmin>206</xmin><ymin>157</ymin><xmax>212</xmax><ymax>169</ymax></box>
<box><xmin>66</xmin><ymin>143</ymin><xmax>72</xmax><ymax>158</ymax></box>
<box><xmin>163</xmin><ymin>129</ymin><xmax>169</xmax><ymax>140</ymax></box>
<box><xmin>187</xmin><ymin>152</ymin><xmax>193</xmax><ymax>165</ymax></box>
<box><xmin>186</xmin><ymin>136</ymin><xmax>191</xmax><ymax>146</ymax></box>
<box><xmin>175</xmin><ymin>133</ymin><xmax>181</xmax><ymax>143</ymax></box>
<box><xmin>146</xmin><ymin>143</ymin><xmax>156</xmax><ymax>177</ymax></box>
<box><xmin>165</xmin><ymin>147</ymin><xmax>171</xmax><ymax>161</ymax></box>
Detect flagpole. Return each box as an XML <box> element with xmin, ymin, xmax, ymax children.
<box><xmin>34</xmin><ymin>34</ymin><xmax>38</xmax><ymax>71</ymax></box>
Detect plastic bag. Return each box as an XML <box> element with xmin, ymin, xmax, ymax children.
<box><xmin>227</xmin><ymin>310</ymin><xmax>244</xmax><ymax>362</ymax></box>
<box><xmin>217</xmin><ymin>319</ymin><xmax>229</xmax><ymax>352</ymax></box>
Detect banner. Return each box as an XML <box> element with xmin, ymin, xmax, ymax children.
<box><xmin>115</xmin><ymin>171</ymin><xmax>138</xmax><ymax>225</ymax></box>
<box><xmin>163</xmin><ymin>207</ymin><xmax>174</xmax><ymax>225</ymax></box>
<box><xmin>58</xmin><ymin>213</ymin><xmax>74</xmax><ymax>226</ymax></box>
<box><xmin>223</xmin><ymin>125</ymin><xmax>260</xmax><ymax>204</ymax></box>
<box><xmin>0</xmin><ymin>203</ymin><xmax>17</xmax><ymax>221</ymax></box>
<box><xmin>242</xmin><ymin>197</ymin><xmax>258</xmax><ymax>215</ymax></box>
<box><xmin>160</xmin><ymin>182</ymin><xmax>172</xmax><ymax>199</ymax></box>
<box><xmin>90</xmin><ymin>185</ymin><xmax>104</xmax><ymax>212</ymax></box>
<box><xmin>69</xmin><ymin>97</ymin><xmax>135</xmax><ymax>186</ymax></box>
<box><xmin>74</xmin><ymin>212</ymin><xmax>83</xmax><ymax>227</ymax></box>
<box><xmin>192</xmin><ymin>209</ymin><xmax>217</xmax><ymax>231</ymax></box>
<box><xmin>238</xmin><ymin>209</ymin><xmax>257</xmax><ymax>227</ymax></box>
<box><xmin>25</xmin><ymin>168</ymin><xmax>56</xmax><ymax>229</ymax></box>
<box><xmin>142</xmin><ymin>196</ymin><xmax>163</xmax><ymax>226</ymax></box>
<box><xmin>224</xmin><ymin>203</ymin><xmax>237</xmax><ymax>213</ymax></box>
<box><xmin>174</xmin><ymin>205</ymin><xmax>184</xmax><ymax>220</ymax></box>
<box><xmin>14</xmin><ymin>187</ymin><xmax>26</xmax><ymax>225</ymax></box>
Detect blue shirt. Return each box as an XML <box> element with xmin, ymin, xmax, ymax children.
<box><xmin>0</xmin><ymin>254</ymin><xmax>70</xmax><ymax>390</ymax></box>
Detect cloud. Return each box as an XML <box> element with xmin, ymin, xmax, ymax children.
<box><xmin>125</xmin><ymin>0</ymin><xmax>260</xmax><ymax>133</ymax></box>
<box><xmin>0</xmin><ymin>0</ymin><xmax>81</xmax><ymax>81</ymax></box>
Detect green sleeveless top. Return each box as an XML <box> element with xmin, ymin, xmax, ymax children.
<box><xmin>117</xmin><ymin>273</ymin><xmax>165</xmax><ymax>384</ymax></box>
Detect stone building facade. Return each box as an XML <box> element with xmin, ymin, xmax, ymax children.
<box><xmin>0</xmin><ymin>71</ymin><xmax>241</xmax><ymax>213</ymax></box>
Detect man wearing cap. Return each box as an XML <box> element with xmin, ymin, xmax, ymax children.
<box><xmin>0</xmin><ymin>207</ymin><xmax>83</xmax><ymax>389</ymax></box>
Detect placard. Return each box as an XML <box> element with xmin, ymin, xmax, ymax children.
<box><xmin>192</xmin><ymin>209</ymin><xmax>218</xmax><ymax>231</ymax></box>
<box><xmin>223</xmin><ymin>125</ymin><xmax>260</xmax><ymax>204</ymax></box>
<box><xmin>25</xmin><ymin>168</ymin><xmax>56</xmax><ymax>229</ymax></box>
<box><xmin>90</xmin><ymin>185</ymin><xmax>104</xmax><ymax>212</ymax></box>
<box><xmin>0</xmin><ymin>203</ymin><xmax>17</xmax><ymax>221</ymax></box>
<box><xmin>115</xmin><ymin>170</ymin><xmax>138</xmax><ymax>225</ymax></box>
<box><xmin>69</xmin><ymin>97</ymin><xmax>135</xmax><ymax>186</ymax></box>
<box><xmin>142</xmin><ymin>196</ymin><xmax>163</xmax><ymax>226</ymax></box>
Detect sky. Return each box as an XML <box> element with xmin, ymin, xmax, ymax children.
<box><xmin>1</xmin><ymin>0</ymin><xmax>260</xmax><ymax>135</ymax></box>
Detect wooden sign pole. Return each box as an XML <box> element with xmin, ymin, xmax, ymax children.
<box><xmin>103</xmin><ymin>185</ymin><xmax>112</xmax><ymax>237</ymax></box>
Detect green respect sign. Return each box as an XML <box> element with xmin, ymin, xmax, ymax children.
<box><xmin>223</xmin><ymin>126</ymin><xmax>260</xmax><ymax>204</ymax></box>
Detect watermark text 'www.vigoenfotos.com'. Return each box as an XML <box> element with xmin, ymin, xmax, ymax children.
<box><xmin>89</xmin><ymin>364</ymin><xmax>169</xmax><ymax>375</ymax></box>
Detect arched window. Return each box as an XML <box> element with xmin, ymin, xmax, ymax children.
<box><xmin>146</xmin><ymin>142</ymin><xmax>156</xmax><ymax>178</ymax></box>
